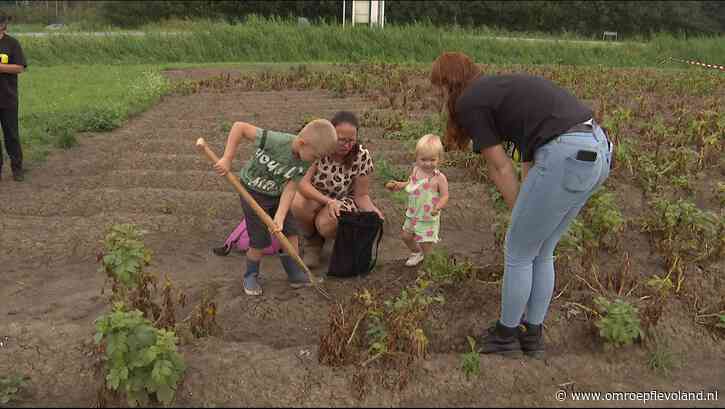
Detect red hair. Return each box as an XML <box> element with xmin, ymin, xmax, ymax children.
<box><xmin>430</xmin><ymin>52</ymin><xmax>481</xmax><ymax>150</ymax></box>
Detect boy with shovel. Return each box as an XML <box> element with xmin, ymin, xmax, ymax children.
<box><xmin>213</xmin><ymin>119</ymin><xmax>337</xmax><ymax>296</ymax></box>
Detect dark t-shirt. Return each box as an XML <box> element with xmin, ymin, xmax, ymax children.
<box><xmin>454</xmin><ymin>74</ymin><xmax>592</xmax><ymax>162</ymax></box>
<box><xmin>0</xmin><ymin>34</ymin><xmax>27</xmax><ymax>108</ymax></box>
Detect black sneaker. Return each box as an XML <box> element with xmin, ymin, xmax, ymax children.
<box><xmin>518</xmin><ymin>322</ymin><xmax>545</xmax><ymax>359</ymax></box>
<box><xmin>478</xmin><ymin>321</ymin><xmax>522</xmax><ymax>356</ymax></box>
<box><xmin>212</xmin><ymin>244</ymin><xmax>231</xmax><ymax>256</ymax></box>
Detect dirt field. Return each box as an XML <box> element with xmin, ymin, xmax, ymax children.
<box><xmin>0</xmin><ymin>67</ymin><xmax>723</xmax><ymax>407</ymax></box>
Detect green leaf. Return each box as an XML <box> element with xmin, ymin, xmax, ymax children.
<box><xmin>156</xmin><ymin>384</ymin><xmax>175</xmax><ymax>405</ymax></box>
<box><xmin>108</xmin><ymin>369</ymin><xmax>121</xmax><ymax>390</ymax></box>
<box><xmin>126</xmin><ymin>390</ymin><xmax>142</xmax><ymax>408</ymax></box>
<box><xmin>151</xmin><ymin>361</ymin><xmax>164</xmax><ymax>385</ymax></box>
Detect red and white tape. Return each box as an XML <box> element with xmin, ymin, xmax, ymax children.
<box><xmin>663</xmin><ymin>57</ymin><xmax>725</xmax><ymax>72</ymax></box>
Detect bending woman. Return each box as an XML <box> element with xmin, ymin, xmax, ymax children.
<box><xmin>431</xmin><ymin>52</ymin><xmax>612</xmax><ymax>357</ymax></box>
<box><xmin>291</xmin><ymin>111</ymin><xmax>384</xmax><ymax>267</ymax></box>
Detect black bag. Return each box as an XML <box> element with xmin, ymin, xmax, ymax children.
<box><xmin>327</xmin><ymin>211</ymin><xmax>384</xmax><ymax>278</ymax></box>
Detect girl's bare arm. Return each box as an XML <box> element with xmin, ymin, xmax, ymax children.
<box><xmin>434</xmin><ymin>172</ymin><xmax>449</xmax><ymax>212</ymax></box>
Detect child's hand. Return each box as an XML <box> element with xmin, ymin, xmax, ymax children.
<box><xmin>270</xmin><ymin>214</ymin><xmax>285</xmax><ymax>234</ymax></box>
<box><xmin>385</xmin><ymin>180</ymin><xmax>400</xmax><ymax>191</ymax></box>
<box><xmin>213</xmin><ymin>157</ymin><xmax>232</xmax><ymax>176</ymax></box>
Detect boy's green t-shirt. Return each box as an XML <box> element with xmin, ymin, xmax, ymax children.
<box><xmin>240</xmin><ymin>128</ymin><xmax>310</xmax><ymax>196</ymax></box>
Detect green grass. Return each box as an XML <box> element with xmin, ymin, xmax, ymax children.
<box><xmin>13</xmin><ymin>18</ymin><xmax>725</xmax><ymax>68</ymax></box>
<box><xmin>19</xmin><ymin>65</ymin><xmax>170</xmax><ymax>162</ymax></box>
<box><xmin>8</xmin><ymin>18</ymin><xmax>635</xmax><ymax>40</ymax></box>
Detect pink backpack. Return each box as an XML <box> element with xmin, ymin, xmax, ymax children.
<box><xmin>213</xmin><ymin>219</ymin><xmax>281</xmax><ymax>256</ymax></box>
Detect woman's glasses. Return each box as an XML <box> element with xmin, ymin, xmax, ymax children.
<box><xmin>338</xmin><ymin>138</ymin><xmax>355</xmax><ymax>146</ymax></box>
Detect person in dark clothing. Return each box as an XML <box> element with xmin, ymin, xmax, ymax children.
<box><xmin>0</xmin><ymin>11</ymin><xmax>27</xmax><ymax>182</ymax></box>
<box><xmin>431</xmin><ymin>52</ymin><xmax>613</xmax><ymax>358</ymax></box>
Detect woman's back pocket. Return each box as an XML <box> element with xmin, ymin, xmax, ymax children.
<box><xmin>563</xmin><ymin>155</ymin><xmax>600</xmax><ymax>193</ymax></box>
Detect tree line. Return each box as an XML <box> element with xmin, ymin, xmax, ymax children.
<box><xmin>1</xmin><ymin>0</ymin><xmax>723</xmax><ymax>37</ymax></box>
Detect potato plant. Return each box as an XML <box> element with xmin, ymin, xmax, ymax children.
<box><xmin>594</xmin><ymin>297</ymin><xmax>644</xmax><ymax>348</ymax></box>
<box><xmin>94</xmin><ymin>304</ymin><xmax>186</xmax><ymax>407</ymax></box>
<box><xmin>641</xmin><ymin>197</ymin><xmax>723</xmax><ymax>262</ymax></box>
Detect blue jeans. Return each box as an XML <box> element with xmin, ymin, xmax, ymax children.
<box><xmin>500</xmin><ymin>123</ymin><xmax>611</xmax><ymax>327</ymax></box>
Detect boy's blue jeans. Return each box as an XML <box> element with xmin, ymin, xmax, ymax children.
<box><xmin>500</xmin><ymin>123</ymin><xmax>611</xmax><ymax>327</ymax></box>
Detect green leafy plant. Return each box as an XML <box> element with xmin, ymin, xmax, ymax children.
<box><xmin>54</xmin><ymin>128</ymin><xmax>79</xmax><ymax>149</ymax></box>
<box><xmin>94</xmin><ymin>303</ymin><xmax>186</xmax><ymax>407</ymax></box>
<box><xmin>460</xmin><ymin>336</ymin><xmax>480</xmax><ymax>380</ymax></box>
<box><xmin>583</xmin><ymin>189</ymin><xmax>625</xmax><ymax>249</ymax></box>
<box><xmin>376</xmin><ymin>157</ymin><xmax>408</xmax><ymax>182</ymax></box>
<box><xmin>716</xmin><ymin>182</ymin><xmax>725</xmax><ymax>207</ymax></box>
<box><xmin>218</xmin><ymin>119</ymin><xmax>232</xmax><ymax>134</ymax></box>
<box><xmin>602</xmin><ymin>107</ymin><xmax>632</xmax><ymax>140</ymax></box>
<box><xmin>360</xmin><ymin>109</ymin><xmax>405</xmax><ymax>131</ymax></box>
<box><xmin>647</xmin><ymin>341</ymin><xmax>677</xmax><ymax>376</ymax></box>
<box><xmin>365</xmin><ymin>310</ymin><xmax>389</xmax><ymax>359</ymax></box>
<box><xmin>717</xmin><ymin>314</ymin><xmax>725</xmax><ymax>329</ymax></box>
<box><xmin>357</xmin><ymin>279</ymin><xmax>444</xmax><ymax>366</ymax></box>
<box><xmin>487</xmin><ymin>184</ymin><xmax>512</xmax><ymax>251</ymax></box>
<box><xmin>98</xmin><ymin>225</ymin><xmax>186</xmax><ymax>328</ymax></box>
<box><xmin>646</xmin><ymin>274</ymin><xmax>674</xmax><ymax>298</ymax></box>
<box><xmin>0</xmin><ymin>375</ymin><xmax>29</xmax><ymax>405</ymax></box>
<box><xmin>613</xmin><ymin>139</ymin><xmax>636</xmax><ymax>175</ymax></box>
<box><xmin>641</xmin><ymin>198</ymin><xmax>722</xmax><ymax>262</ymax></box>
<box><xmin>558</xmin><ymin>188</ymin><xmax>625</xmax><ymax>267</ymax></box>
<box><xmin>421</xmin><ymin>249</ymin><xmax>475</xmax><ymax>284</ymax></box>
<box><xmin>187</xmin><ymin>290</ymin><xmax>222</xmax><ymax>338</ymax></box>
<box><xmin>98</xmin><ymin>224</ymin><xmax>153</xmax><ymax>288</ymax></box>
<box><xmin>376</xmin><ymin>157</ymin><xmax>409</xmax><ymax>205</ymax></box>
<box><xmin>594</xmin><ymin>297</ymin><xmax>644</xmax><ymax>348</ymax></box>
<box><xmin>385</xmin><ymin>112</ymin><xmax>445</xmax><ymax>141</ymax></box>
<box><xmin>670</xmin><ymin>174</ymin><xmax>691</xmax><ymax>190</ymax></box>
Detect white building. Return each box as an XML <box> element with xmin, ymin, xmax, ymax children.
<box><xmin>343</xmin><ymin>0</ymin><xmax>385</xmax><ymax>27</ymax></box>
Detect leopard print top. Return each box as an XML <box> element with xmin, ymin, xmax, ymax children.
<box><xmin>311</xmin><ymin>146</ymin><xmax>374</xmax><ymax>211</ymax></box>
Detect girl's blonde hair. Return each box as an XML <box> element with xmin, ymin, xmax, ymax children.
<box><xmin>416</xmin><ymin>134</ymin><xmax>444</xmax><ymax>159</ymax></box>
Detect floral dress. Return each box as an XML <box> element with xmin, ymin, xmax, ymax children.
<box><xmin>311</xmin><ymin>146</ymin><xmax>374</xmax><ymax>212</ymax></box>
<box><xmin>402</xmin><ymin>168</ymin><xmax>441</xmax><ymax>243</ymax></box>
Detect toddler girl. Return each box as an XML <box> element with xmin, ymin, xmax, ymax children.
<box><xmin>385</xmin><ymin>134</ymin><xmax>449</xmax><ymax>266</ymax></box>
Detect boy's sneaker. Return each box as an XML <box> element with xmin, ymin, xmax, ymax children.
<box><xmin>289</xmin><ymin>272</ymin><xmax>325</xmax><ymax>289</ymax></box>
<box><xmin>281</xmin><ymin>253</ymin><xmax>319</xmax><ymax>288</ymax></box>
<box><xmin>243</xmin><ymin>275</ymin><xmax>263</xmax><ymax>296</ymax></box>
<box><xmin>405</xmin><ymin>252</ymin><xmax>425</xmax><ymax>267</ymax></box>
<box><xmin>518</xmin><ymin>322</ymin><xmax>545</xmax><ymax>359</ymax></box>
<box><xmin>289</xmin><ymin>277</ymin><xmax>312</xmax><ymax>289</ymax></box>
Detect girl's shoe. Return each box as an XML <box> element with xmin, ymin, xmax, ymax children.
<box><xmin>405</xmin><ymin>252</ymin><xmax>425</xmax><ymax>266</ymax></box>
